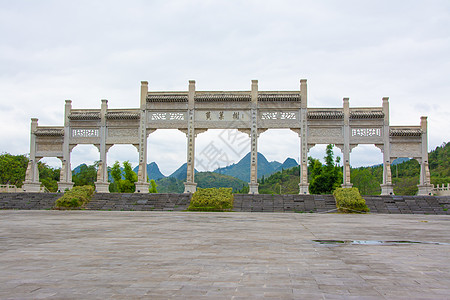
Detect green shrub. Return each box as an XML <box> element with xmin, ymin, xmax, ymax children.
<box><xmin>55</xmin><ymin>185</ymin><xmax>95</xmax><ymax>209</ymax></box>
<box><xmin>188</xmin><ymin>188</ymin><xmax>234</xmax><ymax>212</ymax></box>
<box><xmin>333</xmin><ymin>187</ymin><xmax>369</xmax><ymax>213</ymax></box>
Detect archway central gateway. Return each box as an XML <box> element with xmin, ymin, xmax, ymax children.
<box><xmin>23</xmin><ymin>80</ymin><xmax>433</xmax><ymax>196</ymax></box>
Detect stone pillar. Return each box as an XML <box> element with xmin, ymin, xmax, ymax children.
<box><xmin>184</xmin><ymin>80</ymin><xmax>197</xmax><ymax>193</ymax></box>
<box><xmin>57</xmin><ymin>100</ymin><xmax>74</xmax><ymax>192</ymax></box>
<box><xmin>341</xmin><ymin>98</ymin><xmax>352</xmax><ymax>188</ymax></box>
<box><xmin>417</xmin><ymin>116</ymin><xmax>433</xmax><ymax>195</ymax></box>
<box><xmin>96</xmin><ymin>99</ymin><xmax>110</xmax><ymax>193</ymax></box>
<box><xmin>248</xmin><ymin>80</ymin><xmax>259</xmax><ymax>194</ymax></box>
<box><xmin>380</xmin><ymin>97</ymin><xmax>394</xmax><ymax>195</ymax></box>
<box><xmin>299</xmin><ymin>79</ymin><xmax>309</xmax><ymax>194</ymax></box>
<box><xmin>23</xmin><ymin>118</ymin><xmax>41</xmax><ymax>192</ymax></box>
<box><xmin>135</xmin><ymin>81</ymin><xmax>150</xmax><ymax>193</ymax></box>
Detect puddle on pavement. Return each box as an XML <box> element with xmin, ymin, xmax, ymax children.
<box><xmin>313</xmin><ymin>240</ymin><xmax>450</xmax><ymax>246</ymax></box>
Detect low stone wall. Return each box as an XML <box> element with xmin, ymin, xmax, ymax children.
<box><xmin>0</xmin><ymin>193</ymin><xmax>60</xmax><ymax>210</ymax></box>
<box><xmin>233</xmin><ymin>194</ymin><xmax>337</xmax><ymax>213</ymax></box>
<box><xmin>87</xmin><ymin>193</ymin><xmax>191</xmax><ymax>211</ymax></box>
<box><xmin>1</xmin><ymin>193</ymin><xmax>449</xmax><ymax>214</ymax></box>
<box><xmin>364</xmin><ymin>195</ymin><xmax>450</xmax><ymax>215</ymax></box>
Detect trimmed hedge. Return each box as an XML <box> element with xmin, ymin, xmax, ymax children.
<box><xmin>188</xmin><ymin>187</ymin><xmax>234</xmax><ymax>212</ymax></box>
<box><xmin>333</xmin><ymin>187</ymin><xmax>370</xmax><ymax>213</ymax></box>
<box><xmin>55</xmin><ymin>185</ymin><xmax>95</xmax><ymax>209</ymax></box>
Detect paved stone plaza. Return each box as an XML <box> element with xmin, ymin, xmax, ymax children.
<box><xmin>1</xmin><ymin>211</ymin><xmax>449</xmax><ymax>299</ymax></box>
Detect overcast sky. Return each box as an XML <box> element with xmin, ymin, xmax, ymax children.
<box><xmin>1</xmin><ymin>0</ymin><xmax>449</xmax><ymax>175</ymax></box>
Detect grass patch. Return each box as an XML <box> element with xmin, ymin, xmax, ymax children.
<box><xmin>54</xmin><ymin>185</ymin><xmax>95</xmax><ymax>209</ymax></box>
<box><xmin>187</xmin><ymin>188</ymin><xmax>234</xmax><ymax>212</ymax></box>
<box><xmin>333</xmin><ymin>187</ymin><xmax>370</xmax><ymax>213</ymax></box>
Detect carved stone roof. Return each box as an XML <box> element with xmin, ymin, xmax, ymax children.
<box><xmin>308</xmin><ymin>111</ymin><xmax>344</xmax><ymax>119</ymax></box>
<box><xmin>147</xmin><ymin>95</ymin><xmax>188</xmax><ymax>102</ymax></box>
<box><xmin>195</xmin><ymin>94</ymin><xmax>251</xmax><ymax>102</ymax></box>
<box><xmin>258</xmin><ymin>94</ymin><xmax>301</xmax><ymax>101</ymax></box>
<box><xmin>34</xmin><ymin>128</ymin><xmax>64</xmax><ymax>136</ymax></box>
<box><xmin>106</xmin><ymin>112</ymin><xmax>140</xmax><ymax>119</ymax></box>
<box><xmin>350</xmin><ymin>111</ymin><xmax>384</xmax><ymax>119</ymax></box>
<box><xmin>390</xmin><ymin>129</ymin><xmax>422</xmax><ymax>137</ymax></box>
<box><xmin>68</xmin><ymin>112</ymin><xmax>101</xmax><ymax>120</ymax></box>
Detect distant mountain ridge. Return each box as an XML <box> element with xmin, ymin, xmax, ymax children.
<box><xmin>132</xmin><ymin>162</ymin><xmax>165</xmax><ymax>181</ymax></box>
<box><xmin>213</xmin><ymin>152</ymin><xmax>298</xmax><ymax>182</ymax></box>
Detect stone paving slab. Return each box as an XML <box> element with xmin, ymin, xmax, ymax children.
<box><xmin>0</xmin><ymin>211</ymin><xmax>449</xmax><ymax>299</ymax></box>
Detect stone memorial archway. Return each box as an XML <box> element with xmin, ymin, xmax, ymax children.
<box><xmin>23</xmin><ymin>79</ymin><xmax>433</xmax><ymax>196</ymax></box>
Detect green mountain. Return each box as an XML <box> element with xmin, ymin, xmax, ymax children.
<box><xmin>258</xmin><ymin>142</ymin><xmax>450</xmax><ymax>196</ymax></box>
<box><xmin>169</xmin><ymin>163</ymin><xmax>199</xmax><ymax>181</ymax></box>
<box><xmin>274</xmin><ymin>158</ymin><xmax>298</xmax><ymax>173</ymax></box>
<box><xmin>156</xmin><ymin>171</ymin><xmax>248</xmax><ymax>193</ymax></box>
<box><xmin>196</xmin><ymin>172</ymin><xmax>247</xmax><ymax>192</ymax></box>
<box><xmin>132</xmin><ymin>162</ymin><xmax>165</xmax><ymax>181</ymax></box>
<box><xmin>213</xmin><ymin>152</ymin><xmax>278</xmax><ymax>182</ymax></box>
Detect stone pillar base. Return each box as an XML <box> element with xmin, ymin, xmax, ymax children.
<box><xmin>341</xmin><ymin>183</ymin><xmax>353</xmax><ymax>189</ymax></box>
<box><xmin>22</xmin><ymin>182</ymin><xmax>41</xmax><ymax>193</ymax></box>
<box><xmin>135</xmin><ymin>182</ymin><xmax>150</xmax><ymax>193</ymax></box>
<box><xmin>95</xmin><ymin>182</ymin><xmax>110</xmax><ymax>193</ymax></box>
<box><xmin>417</xmin><ymin>184</ymin><xmax>434</xmax><ymax>196</ymax></box>
<box><xmin>57</xmin><ymin>182</ymin><xmax>74</xmax><ymax>193</ymax></box>
<box><xmin>184</xmin><ymin>182</ymin><xmax>197</xmax><ymax>193</ymax></box>
<box><xmin>248</xmin><ymin>183</ymin><xmax>259</xmax><ymax>194</ymax></box>
<box><xmin>298</xmin><ymin>183</ymin><xmax>309</xmax><ymax>195</ymax></box>
<box><xmin>380</xmin><ymin>184</ymin><xmax>395</xmax><ymax>195</ymax></box>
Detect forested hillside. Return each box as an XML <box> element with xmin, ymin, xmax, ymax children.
<box><xmin>258</xmin><ymin>142</ymin><xmax>449</xmax><ymax>195</ymax></box>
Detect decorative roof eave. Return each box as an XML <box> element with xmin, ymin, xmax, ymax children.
<box><xmin>258</xmin><ymin>94</ymin><xmax>301</xmax><ymax>101</ymax></box>
<box><xmin>350</xmin><ymin>111</ymin><xmax>384</xmax><ymax>119</ymax></box>
<box><xmin>34</xmin><ymin>128</ymin><xmax>64</xmax><ymax>136</ymax></box>
<box><xmin>195</xmin><ymin>94</ymin><xmax>251</xmax><ymax>102</ymax></box>
<box><xmin>68</xmin><ymin>112</ymin><xmax>101</xmax><ymax>120</ymax></box>
<box><xmin>390</xmin><ymin>129</ymin><xmax>422</xmax><ymax>137</ymax></box>
<box><xmin>308</xmin><ymin>111</ymin><xmax>344</xmax><ymax>119</ymax></box>
<box><xmin>147</xmin><ymin>95</ymin><xmax>188</xmax><ymax>102</ymax></box>
<box><xmin>106</xmin><ymin>112</ymin><xmax>140</xmax><ymax>120</ymax></box>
